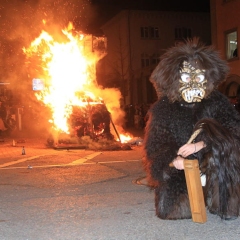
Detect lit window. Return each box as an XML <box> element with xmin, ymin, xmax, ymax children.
<box><xmin>226</xmin><ymin>30</ymin><xmax>238</xmax><ymax>60</ymax></box>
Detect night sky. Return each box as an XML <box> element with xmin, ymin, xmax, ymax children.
<box><xmin>0</xmin><ymin>0</ymin><xmax>210</xmax><ymax>37</ymax></box>
<box><xmin>89</xmin><ymin>0</ymin><xmax>210</xmax><ymax>32</ymax></box>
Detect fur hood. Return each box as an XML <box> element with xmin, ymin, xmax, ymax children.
<box><xmin>150</xmin><ymin>38</ymin><xmax>229</xmax><ymax>102</ymax></box>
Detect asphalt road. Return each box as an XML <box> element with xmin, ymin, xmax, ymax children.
<box><xmin>1</xmin><ymin>136</ymin><xmax>240</xmax><ymax>240</ymax></box>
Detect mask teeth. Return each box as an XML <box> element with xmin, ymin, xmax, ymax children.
<box><xmin>183</xmin><ymin>89</ymin><xmax>204</xmax><ymax>102</ymax></box>
<box><xmin>184</xmin><ymin>91</ymin><xmax>192</xmax><ymax>102</ymax></box>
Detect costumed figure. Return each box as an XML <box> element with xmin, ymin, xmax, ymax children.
<box><xmin>143</xmin><ymin>38</ymin><xmax>240</xmax><ymax>220</ymax></box>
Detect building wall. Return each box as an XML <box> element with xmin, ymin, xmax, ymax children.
<box><xmin>211</xmin><ymin>0</ymin><xmax>240</xmax><ymax>96</ymax></box>
<box><xmin>101</xmin><ymin>10</ymin><xmax>211</xmax><ymax>105</ymax></box>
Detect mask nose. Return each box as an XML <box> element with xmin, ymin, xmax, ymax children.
<box><xmin>190</xmin><ymin>80</ymin><xmax>198</xmax><ymax>89</ymax></box>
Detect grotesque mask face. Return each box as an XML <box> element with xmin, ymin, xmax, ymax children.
<box><xmin>179</xmin><ymin>61</ymin><xmax>207</xmax><ymax>103</ymax></box>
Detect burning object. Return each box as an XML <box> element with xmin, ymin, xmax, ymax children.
<box><xmin>68</xmin><ymin>99</ymin><xmax>113</xmax><ymax>140</ymax></box>
<box><xmin>23</xmin><ymin>22</ymin><xmax>132</xmax><ymax>149</ymax></box>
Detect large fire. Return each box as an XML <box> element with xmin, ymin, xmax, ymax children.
<box><xmin>23</xmin><ymin>22</ymin><xmax>131</xmax><ymax>144</ymax></box>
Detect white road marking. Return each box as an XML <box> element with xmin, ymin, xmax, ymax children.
<box><xmin>0</xmin><ymin>158</ymin><xmax>141</xmax><ymax>170</ymax></box>
<box><xmin>0</xmin><ymin>151</ymin><xmax>101</xmax><ymax>169</ymax></box>
<box><xmin>0</xmin><ymin>149</ymin><xmax>72</xmax><ymax>168</ymax></box>
<box><xmin>1</xmin><ymin>162</ymin><xmax>95</xmax><ymax>169</ymax></box>
<box><xmin>97</xmin><ymin>159</ymin><xmax>140</xmax><ymax>164</ymax></box>
<box><xmin>69</xmin><ymin>152</ymin><xmax>102</xmax><ymax>165</ymax></box>
<box><xmin>0</xmin><ymin>155</ymin><xmax>45</xmax><ymax>168</ymax></box>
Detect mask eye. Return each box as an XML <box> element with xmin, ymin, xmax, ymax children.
<box><xmin>195</xmin><ymin>74</ymin><xmax>205</xmax><ymax>83</ymax></box>
<box><xmin>181</xmin><ymin>73</ymin><xmax>191</xmax><ymax>83</ymax></box>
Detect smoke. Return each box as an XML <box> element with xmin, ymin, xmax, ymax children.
<box><xmin>0</xmin><ymin>0</ymin><xmax>102</xmax><ymax>135</ymax></box>
<box><xmin>0</xmin><ymin>0</ymin><xmax>96</xmax><ymax>111</ymax></box>
<box><xmin>0</xmin><ymin>0</ymin><xmax>94</xmax><ymax>84</ymax></box>
<box><xmin>0</xmin><ymin>0</ymin><xmax>93</xmax><ymax>38</ymax></box>
<box><xmin>0</xmin><ymin>0</ymin><xmax>126</xmax><ymax>139</ymax></box>
<box><xmin>93</xmin><ymin>86</ymin><xmax>125</xmax><ymax>132</ymax></box>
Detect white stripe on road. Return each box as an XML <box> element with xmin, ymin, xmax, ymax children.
<box><xmin>0</xmin><ymin>152</ymin><xmax>102</xmax><ymax>169</ymax></box>
<box><xmin>0</xmin><ymin>158</ymin><xmax>141</xmax><ymax>170</ymax></box>
<box><xmin>0</xmin><ymin>155</ymin><xmax>45</xmax><ymax>168</ymax></box>
<box><xmin>96</xmin><ymin>160</ymin><xmax>140</xmax><ymax>164</ymax></box>
<box><xmin>69</xmin><ymin>152</ymin><xmax>102</xmax><ymax>165</ymax></box>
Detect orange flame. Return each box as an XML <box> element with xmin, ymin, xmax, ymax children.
<box><xmin>119</xmin><ymin>133</ymin><xmax>133</xmax><ymax>143</ymax></box>
<box><xmin>23</xmin><ymin>23</ymin><xmax>105</xmax><ymax>134</ymax></box>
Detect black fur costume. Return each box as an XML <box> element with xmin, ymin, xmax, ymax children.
<box><xmin>143</xmin><ymin>39</ymin><xmax>240</xmax><ymax>220</ymax></box>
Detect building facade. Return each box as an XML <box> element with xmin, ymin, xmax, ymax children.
<box><xmin>99</xmin><ymin>10</ymin><xmax>211</xmax><ymax>106</ymax></box>
<box><xmin>210</xmin><ymin>0</ymin><xmax>240</xmax><ymax>99</ymax></box>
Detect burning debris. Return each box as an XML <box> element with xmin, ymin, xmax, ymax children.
<box><xmin>23</xmin><ymin>22</ymin><xmax>135</xmax><ymax>150</ymax></box>
<box><xmin>69</xmin><ymin>101</ymin><xmax>113</xmax><ymax>140</ymax></box>
<box><xmin>46</xmin><ymin>97</ymin><xmax>134</xmax><ymax>150</ymax></box>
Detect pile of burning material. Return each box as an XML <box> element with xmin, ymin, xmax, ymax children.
<box><xmin>46</xmin><ymin>99</ymin><xmax>132</xmax><ymax>150</ymax></box>
<box><xmin>23</xmin><ymin>23</ymin><xmax>134</xmax><ymax>150</ymax></box>
<box><xmin>48</xmin><ymin>135</ymin><xmax>132</xmax><ymax>151</ymax></box>
<box><xmin>69</xmin><ymin>102</ymin><xmax>113</xmax><ymax>140</ymax></box>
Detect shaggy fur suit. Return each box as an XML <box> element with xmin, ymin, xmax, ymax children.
<box><xmin>143</xmin><ymin>39</ymin><xmax>240</xmax><ymax>220</ymax></box>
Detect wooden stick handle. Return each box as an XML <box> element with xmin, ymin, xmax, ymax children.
<box><xmin>184</xmin><ymin>159</ymin><xmax>207</xmax><ymax>223</ymax></box>
<box><xmin>169</xmin><ymin>159</ymin><xmax>207</xmax><ymax>223</ymax></box>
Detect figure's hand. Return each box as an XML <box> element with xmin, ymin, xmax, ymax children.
<box><xmin>177</xmin><ymin>143</ymin><xmax>195</xmax><ymax>157</ymax></box>
<box><xmin>172</xmin><ymin>155</ymin><xmax>185</xmax><ymax>170</ymax></box>
<box><xmin>177</xmin><ymin>141</ymin><xmax>206</xmax><ymax>157</ymax></box>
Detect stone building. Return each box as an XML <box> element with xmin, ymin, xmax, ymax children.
<box><xmin>98</xmin><ymin>10</ymin><xmax>211</xmax><ymax>106</ymax></box>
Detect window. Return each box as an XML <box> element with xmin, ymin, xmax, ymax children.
<box><xmin>141</xmin><ymin>27</ymin><xmax>159</xmax><ymax>39</ymax></box>
<box><xmin>141</xmin><ymin>27</ymin><xmax>149</xmax><ymax>38</ymax></box>
<box><xmin>175</xmin><ymin>27</ymin><xmax>192</xmax><ymax>40</ymax></box>
<box><xmin>150</xmin><ymin>27</ymin><xmax>159</xmax><ymax>38</ymax></box>
<box><xmin>141</xmin><ymin>53</ymin><xmax>160</xmax><ymax>68</ymax></box>
<box><xmin>141</xmin><ymin>53</ymin><xmax>150</xmax><ymax>68</ymax></box>
<box><xmin>226</xmin><ymin>30</ymin><xmax>238</xmax><ymax>60</ymax></box>
<box><xmin>151</xmin><ymin>54</ymin><xmax>160</xmax><ymax>65</ymax></box>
